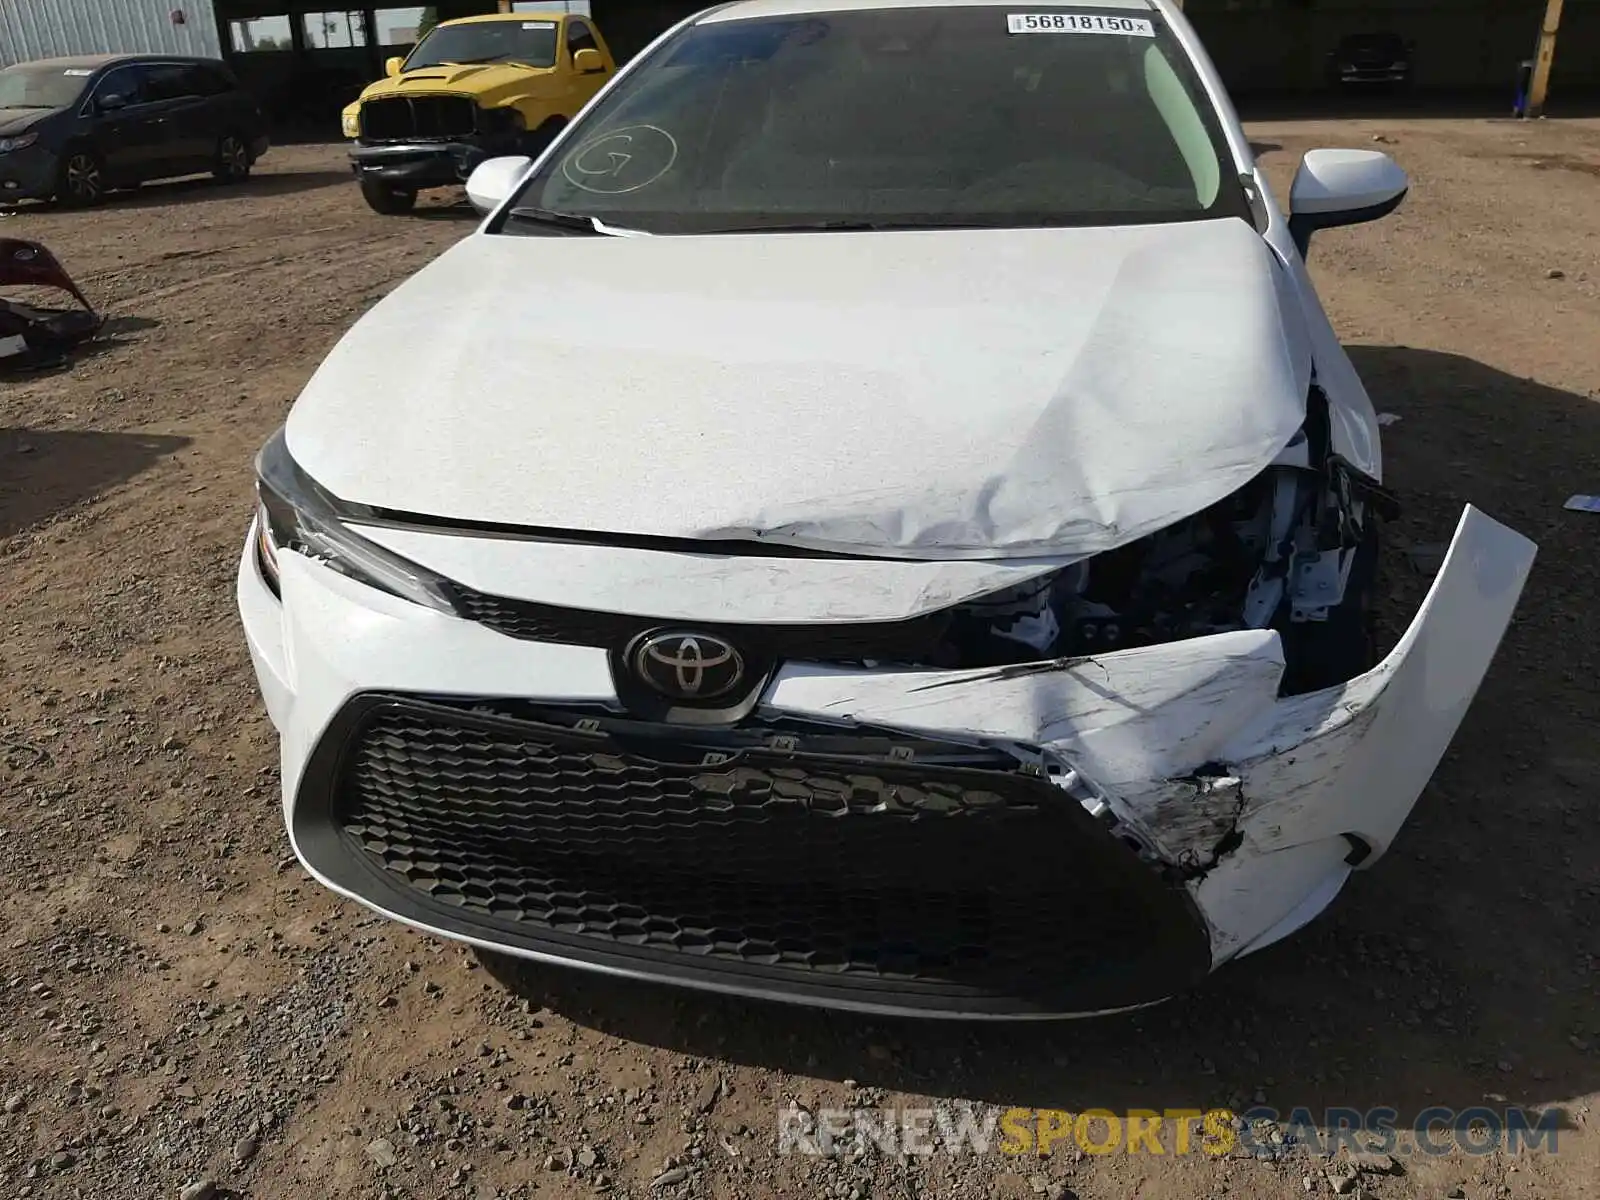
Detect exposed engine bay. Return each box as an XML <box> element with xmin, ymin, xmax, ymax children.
<box><xmin>908</xmin><ymin>387</ymin><xmax>1399</xmax><ymax>695</ymax></box>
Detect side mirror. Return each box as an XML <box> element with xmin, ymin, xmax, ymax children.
<box><xmin>572</xmin><ymin>48</ymin><xmax>605</xmax><ymax>74</ymax></box>
<box><xmin>385</xmin><ymin>56</ymin><xmax>405</xmax><ymax>78</ymax></box>
<box><xmin>97</xmin><ymin>92</ymin><xmax>129</xmax><ymax>112</ymax></box>
<box><xmin>1288</xmin><ymin>148</ymin><xmax>1408</xmax><ymax>258</ymax></box>
<box><xmin>465</xmin><ymin>155</ymin><xmax>533</xmax><ymax>216</ymax></box>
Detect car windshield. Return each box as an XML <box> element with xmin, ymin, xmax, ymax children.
<box><xmin>0</xmin><ymin>63</ymin><xmax>94</xmax><ymax>109</ymax></box>
<box><xmin>404</xmin><ymin>20</ymin><xmax>559</xmax><ymax>70</ymax></box>
<box><xmin>507</xmin><ymin>5</ymin><xmax>1247</xmax><ymax>234</ymax></box>
<box><xmin>1339</xmin><ymin>33</ymin><xmax>1404</xmax><ymax>54</ymax></box>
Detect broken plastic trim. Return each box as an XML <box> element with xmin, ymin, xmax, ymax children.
<box><xmin>888</xmin><ymin>398</ymin><xmax>1389</xmax><ymax>693</ymax></box>
<box><xmin>0</xmin><ymin>238</ymin><xmax>103</xmax><ymax>371</ymax></box>
<box><xmin>1164</xmin><ymin>764</ymin><xmax>1248</xmax><ymax>881</ymax></box>
<box><xmin>0</xmin><ymin>238</ymin><xmax>94</xmax><ymax>310</ymax></box>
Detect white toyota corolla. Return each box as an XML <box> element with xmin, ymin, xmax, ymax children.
<box><xmin>239</xmin><ymin>0</ymin><xmax>1536</xmax><ymax>1017</ymax></box>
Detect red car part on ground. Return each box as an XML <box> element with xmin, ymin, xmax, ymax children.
<box><xmin>0</xmin><ymin>238</ymin><xmax>102</xmax><ymax>370</ymax></box>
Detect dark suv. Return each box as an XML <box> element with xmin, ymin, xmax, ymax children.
<box><xmin>1325</xmin><ymin>32</ymin><xmax>1415</xmax><ymax>90</ymax></box>
<box><xmin>0</xmin><ymin>54</ymin><xmax>269</xmax><ymax>207</ymax></box>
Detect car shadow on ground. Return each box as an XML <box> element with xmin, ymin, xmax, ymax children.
<box><xmin>98</xmin><ymin>314</ymin><xmax>159</xmax><ymax>336</ymax></box>
<box><xmin>481</xmin><ymin>344</ymin><xmax>1600</xmax><ymax>1135</ymax></box>
<box><xmin>409</xmin><ymin>196</ymin><xmax>481</xmax><ymax>221</ymax></box>
<box><xmin>0</xmin><ymin>313</ymin><xmax>161</xmax><ymax>374</ymax></box>
<box><xmin>60</xmin><ymin>316</ymin><xmax>163</xmax><ymax>370</ymax></box>
<box><xmin>0</xmin><ymin>427</ymin><xmax>189</xmax><ymax>538</ymax></box>
<box><xmin>95</xmin><ymin>169</ymin><xmax>356</xmax><ymax>212</ymax></box>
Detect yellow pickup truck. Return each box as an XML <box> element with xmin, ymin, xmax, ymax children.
<box><xmin>341</xmin><ymin>11</ymin><xmax>616</xmax><ymax>214</ymax></box>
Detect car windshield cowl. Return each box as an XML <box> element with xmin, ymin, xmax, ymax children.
<box><xmin>442</xmin><ymin>55</ymin><xmax>539</xmax><ymax>67</ymax></box>
<box><xmin>546</xmin><ymin>211</ymin><xmax>1257</xmax><ymax>237</ymax></box>
<box><xmin>504</xmin><ymin>206</ymin><xmax>644</xmax><ymax>236</ymax></box>
<box><xmin>500</xmin><ymin>5</ymin><xmax>1249</xmax><ymax>236</ymax></box>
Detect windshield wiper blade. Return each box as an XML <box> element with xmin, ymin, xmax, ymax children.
<box><xmin>507</xmin><ymin>206</ymin><xmax>603</xmax><ymax>233</ymax></box>
<box><xmin>696</xmin><ymin>219</ymin><xmax>892</xmax><ymax>234</ymax></box>
<box><xmin>694</xmin><ymin>219</ymin><xmax>1010</xmax><ymax>234</ymax></box>
<box><xmin>506</xmin><ymin>207</ymin><xmax>645</xmax><ymax>237</ymax></box>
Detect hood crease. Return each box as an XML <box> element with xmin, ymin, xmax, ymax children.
<box><xmin>287</xmin><ymin>217</ymin><xmax>1309</xmax><ymax>562</ymax></box>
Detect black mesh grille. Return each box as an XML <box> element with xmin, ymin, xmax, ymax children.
<box><xmin>296</xmin><ymin>697</ymin><xmax>1211</xmax><ymax>1011</ymax></box>
<box><xmin>447</xmin><ymin>588</ymin><xmax>951</xmax><ymax>660</ymax></box>
<box><xmin>360</xmin><ymin>96</ymin><xmax>477</xmax><ymax>141</ymax></box>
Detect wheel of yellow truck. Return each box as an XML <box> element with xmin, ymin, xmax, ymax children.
<box><xmin>359</xmin><ymin>178</ymin><xmax>418</xmax><ymax>215</ymax></box>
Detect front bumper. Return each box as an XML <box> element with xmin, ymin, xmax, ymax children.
<box><xmin>238</xmin><ymin>506</ymin><xmax>1535</xmax><ymax>1017</ymax></box>
<box><xmin>349</xmin><ymin>139</ymin><xmax>509</xmax><ymax>188</ymax></box>
<box><xmin>292</xmin><ymin>692</ymin><xmax>1213</xmax><ymax>1016</ymax></box>
<box><xmin>0</xmin><ymin>145</ymin><xmax>60</xmax><ymax>202</ymax></box>
<box><xmin>1337</xmin><ymin>67</ymin><xmax>1409</xmax><ymax>84</ymax></box>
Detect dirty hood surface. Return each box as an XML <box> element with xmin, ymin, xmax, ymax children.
<box><xmin>287</xmin><ymin>217</ymin><xmax>1311</xmax><ymax>560</ymax></box>
<box><xmin>0</xmin><ymin>108</ymin><xmax>56</xmax><ymax>136</ymax></box>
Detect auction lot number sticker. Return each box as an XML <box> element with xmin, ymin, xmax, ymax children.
<box><xmin>1006</xmin><ymin>13</ymin><xmax>1155</xmax><ymax>35</ymax></box>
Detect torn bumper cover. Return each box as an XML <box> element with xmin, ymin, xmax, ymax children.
<box><xmin>0</xmin><ymin>238</ymin><xmax>101</xmax><ymax>371</ymax></box>
<box><xmin>243</xmin><ymin>506</ymin><xmax>1534</xmax><ymax>1018</ymax></box>
<box><xmin>770</xmin><ymin>506</ymin><xmax>1535</xmax><ymax>966</ymax></box>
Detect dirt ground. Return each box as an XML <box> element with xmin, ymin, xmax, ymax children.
<box><xmin>1</xmin><ymin>117</ymin><xmax>1598</xmax><ymax>1200</ymax></box>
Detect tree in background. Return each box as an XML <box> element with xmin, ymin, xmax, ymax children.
<box><xmin>417</xmin><ymin>7</ymin><xmax>440</xmax><ymax>38</ymax></box>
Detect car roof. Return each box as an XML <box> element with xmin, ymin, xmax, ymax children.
<box><xmin>440</xmin><ymin>11</ymin><xmax>571</xmax><ymax>25</ymax></box>
<box><xmin>8</xmin><ymin>53</ymin><xmax>219</xmax><ymax>70</ymax></box>
<box><xmin>702</xmin><ymin>0</ymin><xmax>1154</xmax><ymax>23</ymax></box>
<box><xmin>8</xmin><ymin>54</ymin><xmax>126</xmax><ymax>71</ymax></box>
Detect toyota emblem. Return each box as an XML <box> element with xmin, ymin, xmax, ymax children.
<box><xmin>631</xmin><ymin>631</ymin><xmax>744</xmax><ymax>701</ymax></box>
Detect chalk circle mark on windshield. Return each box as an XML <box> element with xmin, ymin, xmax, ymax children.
<box><xmin>560</xmin><ymin>125</ymin><xmax>679</xmax><ymax>195</ymax></box>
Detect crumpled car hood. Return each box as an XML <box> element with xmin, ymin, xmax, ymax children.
<box><xmin>286</xmin><ymin>217</ymin><xmax>1311</xmax><ymax>561</ymax></box>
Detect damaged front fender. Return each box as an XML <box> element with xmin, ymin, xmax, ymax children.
<box><xmin>764</xmin><ymin>505</ymin><xmax>1535</xmax><ymax>964</ymax></box>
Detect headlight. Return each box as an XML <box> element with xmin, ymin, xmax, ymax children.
<box><xmin>253</xmin><ymin>427</ymin><xmax>457</xmax><ymax>614</ymax></box>
<box><xmin>342</xmin><ymin>111</ymin><xmax>360</xmax><ymax>138</ymax></box>
<box><xmin>0</xmin><ymin>132</ymin><xmax>38</xmax><ymax>154</ymax></box>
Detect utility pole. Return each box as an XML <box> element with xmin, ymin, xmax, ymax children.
<box><xmin>1526</xmin><ymin>0</ymin><xmax>1565</xmax><ymax>117</ymax></box>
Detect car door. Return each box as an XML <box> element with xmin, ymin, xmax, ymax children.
<box><xmin>137</xmin><ymin>63</ymin><xmax>214</xmax><ymax>175</ymax></box>
<box><xmin>83</xmin><ymin>64</ymin><xmax>166</xmax><ymax>182</ymax></box>
<box><xmin>564</xmin><ymin>19</ymin><xmax>611</xmax><ymax>108</ymax></box>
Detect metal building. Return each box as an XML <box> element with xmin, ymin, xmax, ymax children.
<box><xmin>0</xmin><ymin>1</ymin><xmax>224</xmax><ymax>67</ymax></box>
<box><xmin>3</xmin><ymin>0</ymin><xmax>1593</xmax><ymax>122</ymax></box>
<box><xmin>1185</xmin><ymin>0</ymin><xmax>1596</xmax><ymax>97</ymax></box>
<box><xmin>207</xmin><ymin>0</ymin><xmax>1587</xmax><ymax>101</ymax></box>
